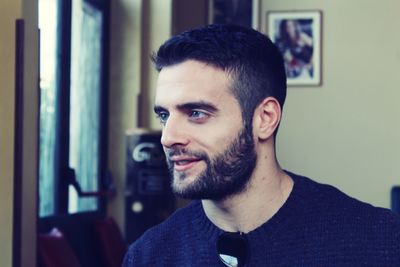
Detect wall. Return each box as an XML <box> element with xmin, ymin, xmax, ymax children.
<box><xmin>261</xmin><ymin>0</ymin><xmax>400</xmax><ymax>208</ymax></box>
<box><xmin>108</xmin><ymin>0</ymin><xmax>143</xmax><ymax>234</ymax></box>
<box><xmin>0</xmin><ymin>1</ymin><xmax>20</xmax><ymax>265</ymax></box>
<box><xmin>141</xmin><ymin>0</ymin><xmax>174</xmax><ymax>128</ymax></box>
<box><xmin>0</xmin><ymin>0</ymin><xmax>38</xmax><ymax>266</ymax></box>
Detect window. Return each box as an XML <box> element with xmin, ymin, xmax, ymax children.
<box><xmin>68</xmin><ymin>0</ymin><xmax>104</xmax><ymax>213</ymax></box>
<box><xmin>38</xmin><ymin>0</ymin><xmax>108</xmax><ymax>217</ymax></box>
<box><xmin>39</xmin><ymin>0</ymin><xmax>59</xmax><ymax>217</ymax></box>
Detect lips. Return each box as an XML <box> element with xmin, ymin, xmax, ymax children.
<box><xmin>170</xmin><ymin>157</ymin><xmax>202</xmax><ymax>172</ymax></box>
<box><xmin>175</xmin><ymin>160</ymin><xmax>193</xmax><ymax>166</ymax></box>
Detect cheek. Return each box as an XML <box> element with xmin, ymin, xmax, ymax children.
<box><xmin>193</xmin><ymin>122</ymin><xmax>243</xmax><ymax>154</ymax></box>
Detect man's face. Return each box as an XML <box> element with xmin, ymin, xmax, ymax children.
<box><xmin>154</xmin><ymin>60</ymin><xmax>257</xmax><ymax>200</ymax></box>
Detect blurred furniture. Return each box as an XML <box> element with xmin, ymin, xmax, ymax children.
<box><xmin>125</xmin><ymin>129</ymin><xmax>175</xmax><ymax>243</ymax></box>
<box><xmin>38</xmin><ymin>213</ymin><xmax>127</xmax><ymax>267</ymax></box>
<box><xmin>94</xmin><ymin>217</ymin><xmax>127</xmax><ymax>267</ymax></box>
<box><xmin>38</xmin><ymin>228</ymin><xmax>81</xmax><ymax>267</ymax></box>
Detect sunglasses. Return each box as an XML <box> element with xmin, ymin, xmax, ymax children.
<box><xmin>217</xmin><ymin>232</ymin><xmax>249</xmax><ymax>267</ymax></box>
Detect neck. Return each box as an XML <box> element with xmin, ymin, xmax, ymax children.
<box><xmin>202</xmin><ymin>153</ymin><xmax>293</xmax><ymax>233</ymax></box>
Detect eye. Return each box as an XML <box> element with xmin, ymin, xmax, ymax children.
<box><xmin>156</xmin><ymin>111</ymin><xmax>169</xmax><ymax>125</ymax></box>
<box><xmin>189</xmin><ymin>110</ymin><xmax>209</xmax><ymax>122</ymax></box>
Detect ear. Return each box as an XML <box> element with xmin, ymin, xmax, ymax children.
<box><xmin>253</xmin><ymin>97</ymin><xmax>282</xmax><ymax>141</ymax></box>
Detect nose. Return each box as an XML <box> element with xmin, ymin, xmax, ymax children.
<box><xmin>160</xmin><ymin>115</ymin><xmax>189</xmax><ymax>148</ymax></box>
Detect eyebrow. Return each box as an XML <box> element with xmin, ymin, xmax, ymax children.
<box><xmin>153</xmin><ymin>101</ymin><xmax>219</xmax><ymax>114</ymax></box>
<box><xmin>177</xmin><ymin>101</ymin><xmax>219</xmax><ymax>113</ymax></box>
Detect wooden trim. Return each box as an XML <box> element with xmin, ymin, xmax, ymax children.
<box><xmin>98</xmin><ymin>0</ymin><xmax>110</xmax><ymax>212</ymax></box>
<box><xmin>13</xmin><ymin>19</ymin><xmax>24</xmax><ymax>267</ymax></box>
<box><xmin>57</xmin><ymin>0</ymin><xmax>72</xmax><ymax>213</ymax></box>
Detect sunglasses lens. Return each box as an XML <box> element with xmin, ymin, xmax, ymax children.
<box><xmin>217</xmin><ymin>232</ymin><xmax>248</xmax><ymax>267</ymax></box>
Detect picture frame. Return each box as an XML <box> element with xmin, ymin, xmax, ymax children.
<box><xmin>209</xmin><ymin>0</ymin><xmax>260</xmax><ymax>30</ymax></box>
<box><xmin>267</xmin><ymin>11</ymin><xmax>322</xmax><ymax>86</ymax></box>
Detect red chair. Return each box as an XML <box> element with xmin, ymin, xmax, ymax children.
<box><xmin>94</xmin><ymin>217</ymin><xmax>127</xmax><ymax>267</ymax></box>
<box><xmin>38</xmin><ymin>228</ymin><xmax>81</xmax><ymax>267</ymax></box>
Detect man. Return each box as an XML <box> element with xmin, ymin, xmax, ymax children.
<box><xmin>123</xmin><ymin>24</ymin><xmax>400</xmax><ymax>266</ymax></box>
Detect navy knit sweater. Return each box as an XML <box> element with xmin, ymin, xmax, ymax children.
<box><xmin>123</xmin><ymin>172</ymin><xmax>400</xmax><ymax>266</ymax></box>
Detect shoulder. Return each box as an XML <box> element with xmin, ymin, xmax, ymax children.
<box><xmin>122</xmin><ymin>201</ymin><xmax>200</xmax><ymax>266</ymax></box>
<box><xmin>288</xmin><ymin>172</ymin><xmax>400</xmax><ymax>260</ymax></box>
<box><xmin>290</xmin><ymin>171</ymin><xmax>400</xmax><ymax>222</ymax></box>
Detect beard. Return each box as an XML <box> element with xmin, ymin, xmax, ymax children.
<box><xmin>165</xmin><ymin>125</ymin><xmax>257</xmax><ymax>201</ymax></box>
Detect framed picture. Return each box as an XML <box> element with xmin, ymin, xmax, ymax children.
<box><xmin>209</xmin><ymin>0</ymin><xmax>260</xmax><ymax>30</ymax></box>
<box><xmin>267</xmin><ymin>11</ymin><xmax>322</xmax><ymax>86</ymax></box>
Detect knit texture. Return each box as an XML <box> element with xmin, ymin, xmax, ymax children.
<box><xmin>123</xmin><ymin>172</ymin><xmax>400</xmax><ymax>266</ymax></box>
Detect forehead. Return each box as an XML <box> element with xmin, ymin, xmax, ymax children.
<box><xmin>155</xmin><ymin>60</ymin><xmax>236</xmax><ymax>107</ymax></box>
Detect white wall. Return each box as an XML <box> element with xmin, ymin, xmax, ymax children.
<box><xmin>262</xmin><ymin>0</ymin><xmax>400</xmax><ymax>208</ymax></box>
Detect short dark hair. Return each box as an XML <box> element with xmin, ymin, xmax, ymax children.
<box><xmin>152</xmin><ymin>24</ymin><xmax>287</xmax><ymax>136</ymax></box>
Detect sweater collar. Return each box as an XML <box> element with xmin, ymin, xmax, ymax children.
<box><xmin>192</xmin><ymin>171</ymin><xmax>306</xmax><ymax>242</ymax></box>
